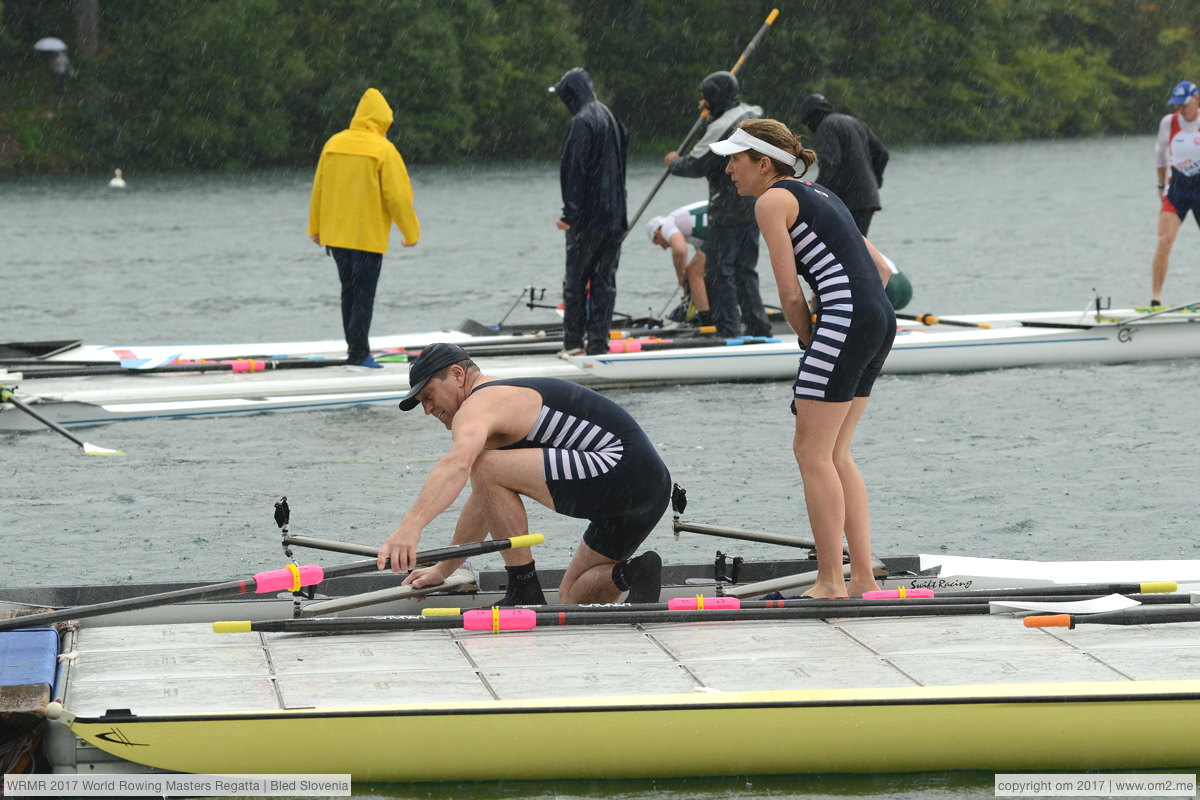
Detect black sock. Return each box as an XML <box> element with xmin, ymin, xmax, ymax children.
<box><xmin>494</xmin><ymin>561</ymin><xmax>546</xmax><ymax>606</ymax></box>
<box><xmin>612</xmin><ymin>551</ymin><xmax>662</xmax><ymax>604</ymax></box>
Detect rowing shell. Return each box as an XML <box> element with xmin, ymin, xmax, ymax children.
<box><xmin>4</xmin><ymin>307</ymin><xmax>1198</xmax><ymax>429</ymax></box>
<box><xmin>568</xmin><ymin>308</ymin><xmax>1200</xmax><ymax>381</ymax></box>
<box><xmin>45</xmin><ymin>679</ymin><xmax>1200</xmax><ymax>779</ymax></box>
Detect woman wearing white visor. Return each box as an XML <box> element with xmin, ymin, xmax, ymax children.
<box><xmin>711</xmin><ymin>120</ymin><xmax>896</xmax><ymax>599</ymax></box>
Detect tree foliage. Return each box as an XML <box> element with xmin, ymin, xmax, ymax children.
<box><xmin>1</xmin><ymin>0</ymin><xmax>1200</xmax><ymax>172</ymax></box>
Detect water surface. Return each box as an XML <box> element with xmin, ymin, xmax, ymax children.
<box><xmin>2</xmin><ymin>137</ymin><xmax>1197</xmax><ymax>799</ymax></box>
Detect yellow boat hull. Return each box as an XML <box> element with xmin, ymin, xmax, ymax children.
<box><xmin>56</xmin><ymin>679</ymin><xmax>1200</xmax><ymax>780</ymax></box>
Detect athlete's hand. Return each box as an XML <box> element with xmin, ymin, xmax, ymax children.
<box><xmin>402</xmin><ymin>564</ymin><xmax>451</xmax><ymax>592</ymax></box>
<box><xmin>377</xmin><ymin>523</ymin><xmax>422</xmax><ymax>573</ymax></box>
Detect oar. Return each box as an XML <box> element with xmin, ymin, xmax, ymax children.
<box><xmin>380</xmin><ymin>325</ymin><xmax>727</xmax><ymax>361</ymax></box>
<box><xmin>0</xmin><ymin>386</ymin><xmax>123</xmax><ymax>456</ymax></box>
<box><xmin>625</xmin><ymin>8</ymin><xmax>780</xmax><ymax>233</ymax></box>
<box><xmin>216</xmin><ymin>601</ymin><xmax>998</xmax><ymax>635</ymax></box>
<box><xmin>932</xmin><ymin>581</ymin><xmax>1178</xmax><ymax>599</ymax></box>
<box><xmin>606</xmin><ymin>336</ymin><xmax>780</xmax><ymax>354</ymax></box>
<box><xmin>897</xmin><ymin>312</ymin><xmax>993</xmax><ymax>330</ymax></box>
<box><xmin>0</xmin><ymin>534</ymin><xmax>543</xmax><ymax>632</ymax></box>
<box><xmin>1120</xmin><ymin>299</ymin><xmax>1200</xmax><ymax>324</ymax></box>
<box><xmin>11</xmin><ymin>356</ymin><xmax>350</xmax><ymax>379</ymax></box>
<box><xmin>427</xmin><ymin>591</ymin><xmax>1191</xmax><ymax>616</ymax></box>
<box><xmin>1024</xmin><ymin>604</ymin><xmax>1200</xmax><ymax>629</ymax></box>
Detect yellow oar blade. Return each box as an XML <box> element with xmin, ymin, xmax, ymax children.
<box><xmin>83</xmin><ymin>442</ymin><xmax>125</xmax><ymax>456</ymax></box>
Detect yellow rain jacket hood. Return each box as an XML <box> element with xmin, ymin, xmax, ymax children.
<box><xmin>308</xmin><ymin>88</ymin><xmax>420</xmax><ymax>254</ymax></box>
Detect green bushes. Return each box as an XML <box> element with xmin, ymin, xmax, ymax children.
<box><xmin>1</xmin><ymin>0</ymin><xmax>1199</xmax><ymax>173</ymax></box>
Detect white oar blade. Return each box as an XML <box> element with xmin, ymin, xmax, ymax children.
<box><xmin>119</xmin><ymin>352</ymin><xmax>182</xmax><ymax>370</ymax></box>
<box><xmin>990</xmin><ymin>593</ymin><xmax>1141</xmax><ymax>616</ymax></box>
<box><xmin>82</xmin><ymin>442</ymin><xmax>124</xmax><ymax>456</ymax></box>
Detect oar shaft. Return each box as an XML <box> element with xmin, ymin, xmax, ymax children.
<box><xmin>0</xmin><ymin>576</ymin><xmax>265</xmax><ymax>632</ymax></box>
<box><xmin>934</xmin><ymin>581</ymin><xmax>1177</xmax><ymax>598</ymax></box>
<box><xmin>223</xmin><ymin>602</ymin><xmax>995</xmax><ymax>634</ymax></box>
<box><xmin>460</xmin><ymin>592</ymin><xmax>1188</xmax><ymax>615</ymax></box>
<box><xmin>14</xmin><ymin>358</ymin><xmax>350</xmax><ymax>379</ymax></box>
<box><xmin>1</xmin><ymin>391</ymin><xmax>89</xmax><ymax>448</ymax></box>
<box><xmin>728</xmin><ymin>8</ymin><xmax>779</xmax><ymax>76</ymax></box>
<box><xmin>897</xmin><ymin>313</ymin><xmax>992</xmax><ymax>329</ymax></box>
<box><xmin>627</xmin><ymin>8</ymin><xmax>780</xmax><ymax>232</ymax></box>
<box><xmin>0</xmin><ymin>534</ymin><xmax>542</xmax><ymax>632</ymax></box>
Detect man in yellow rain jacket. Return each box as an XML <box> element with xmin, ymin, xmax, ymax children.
<box><xmin>309</xmin><ymin>88</ymin><xmax>420</xmax><ymax>370</ymax></box>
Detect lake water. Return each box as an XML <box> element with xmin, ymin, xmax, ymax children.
<box><xmin>3</xmin><ymin>136</ymin><xmax>1199</xmax><ymax>800</ymax></box>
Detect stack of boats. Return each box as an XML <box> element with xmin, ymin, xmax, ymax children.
<box><xmin>2</xmin><ymin>299</ymin><xmax>1199</xmax><ymax>430</ymax></box>
<box><xmin>4</xmin><ymin>507</ymin><xmax>1200</xmax><ymax>780</ymax></box>
<box><xmin>5</xmin><ymin>298</ymin><xmax>1200</xmax><ymax>781</ymax></box>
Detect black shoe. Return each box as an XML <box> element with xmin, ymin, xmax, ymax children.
<box><xmin>490</xmin><ymin>585</ymin><xmax>546</xmax><ymax>607</ymax></box>
<box><xmin>493</xmin><ymin>562</ymin><xmax>547</xmax><ymax>606</ymax></box>
<box><xmin>623</xmin><ymin>551</ymin><xmax>662</xmax><ymax>604</ymax></box>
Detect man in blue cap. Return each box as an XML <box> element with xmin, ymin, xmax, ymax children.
<box><xmin>376</xmin><ymin>343</ymin><xmax>669</xmax><ymax>606</ymax></box>
<box><xmin>1150</xmin><ymin>80</ymin><xmax>1200</xmax><ymax>308</ymax></box>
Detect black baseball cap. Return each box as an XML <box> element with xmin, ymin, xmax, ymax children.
<box><xmin>398</xmin><ymin>343</ymin><xmax>471</xmax><ymax>410</ymax></box>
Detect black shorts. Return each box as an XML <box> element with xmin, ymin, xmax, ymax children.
<box><xmin>1163</xmin><ymin>173</ymin><xmax>1200</xmax><ymax>223</ymax></box>
<box><xmin>546</xmin><ymin>452</ymin><xmax>671</xmax><ymax>560</ymax></box>
<box><xmin>794</xmin><ymin>300</ymin><xmax>896</xmax><ymax>404</ymax></box>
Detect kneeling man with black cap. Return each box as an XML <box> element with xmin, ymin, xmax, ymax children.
<box><xmin>377</xmin><ymin>342</ymin><xmax>669</xmax><ymax>605</ymax></box>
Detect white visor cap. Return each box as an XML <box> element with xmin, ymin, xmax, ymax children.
<box><xmin>646</xmin><ymin>216</ymin><xmax>666</xmax><ymax>243</ymax></box>
<box><xmin>709</xmin><ymin>128</ymin><xmax>797</xmax><ymax>168</ymax></box>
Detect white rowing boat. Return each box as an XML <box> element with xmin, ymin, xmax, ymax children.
<box><xmin>3</xmin><ymin>305</ymin><xmax>1198</xmax><ymax>431</ymax></box>
<box><xmin>568</xmin><ymin>306</ymin><xmax>1200</xmax><ymax>381</ymax></box>
<box><xmin>5</xmin><ymin>529</ymin><xmax>1200</xmax><ymax>781</ymax></box>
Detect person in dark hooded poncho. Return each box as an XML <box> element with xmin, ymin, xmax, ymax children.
<box><xmin>550</xmin><ymin>68</ymin><xmax>630</xmax><ymax>356</ymax></box>
<box><xmin>797</xmin><ymin>94</ymin><xmax>890</xmax><ymax>236</ymax></box>
<box><xmin>665</xmin><ymin>72</ymin><xmax>772</xmax><ymax>339</ymax></box>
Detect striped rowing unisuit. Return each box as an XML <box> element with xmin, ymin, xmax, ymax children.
<box><xmin>790</xmin><ymin>218</ymin><xmax>854</xmax><ymax>399</ymax></box>
<box><xmin>526</xmin><ymin>405</ymin><xmax>624</xmax><ymax>480</ymax></box>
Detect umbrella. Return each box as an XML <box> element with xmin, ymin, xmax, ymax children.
<box><xmin>33</xmin><ymin>37</ymin><xmax>68</xmax><ymax>52</ymax></box>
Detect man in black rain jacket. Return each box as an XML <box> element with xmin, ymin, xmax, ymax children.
<box><xmin>551</xmin><ymin>67</ymin><xmax>629</xmax><ymax>356</ymax></box>
<box><xmin>798</xmin><ymin>93</ymin><xmax>890</xmax><ymax>235</ymax></box>
<box><xmin>665</xmin><ymin>71</ymin><xmax>771</xmax><ymax>338</ymax></box>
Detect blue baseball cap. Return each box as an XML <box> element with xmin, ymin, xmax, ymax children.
<box><xmin>1168</xmin><ymin>81</ymin><xmax>1199</xmax><ymax>105</ymax></box>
